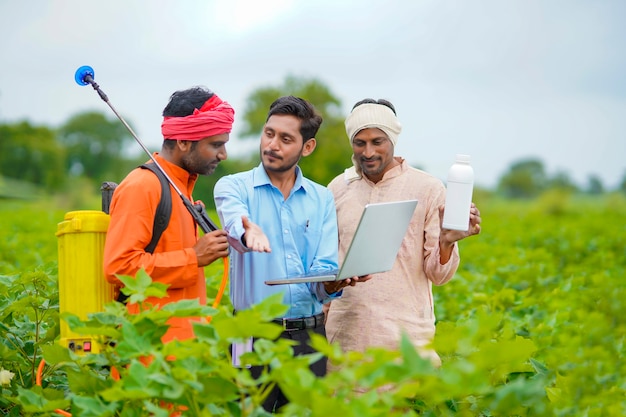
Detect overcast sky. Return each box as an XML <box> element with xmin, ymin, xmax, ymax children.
<box><xmin>1</xmin><ymin>0</ymin><xmax>625</xmax><ymax>189</ymax></box>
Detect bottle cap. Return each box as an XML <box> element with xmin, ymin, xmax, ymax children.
<box><xmin>455</xmin><ymin>154</ymin><xmax>471</xmax><ymax>163</ymax></box>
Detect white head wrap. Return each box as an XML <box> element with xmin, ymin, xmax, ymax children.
<box><xmin>343</xmin><ymin>102</ymin><xmax>402</xmax><ymax>182</ymax></box>
<box><xmin>345</xmin><ymin>103</ymin><xmax>402</xmax><ymax>146</ymax></box>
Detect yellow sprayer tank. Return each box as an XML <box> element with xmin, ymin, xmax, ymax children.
<box><xmin>56</xmin><ymin>210</ymin><xmax>113</xmax><ymax>354</ymax></box>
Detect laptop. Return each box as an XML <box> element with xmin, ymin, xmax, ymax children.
<box><xmin>264</xmin><ymin>199</ymin><xmax>418</xmax><ymax>285</ymax></box>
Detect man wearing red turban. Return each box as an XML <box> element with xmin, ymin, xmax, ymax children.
<box><xmin>104</xmin><ymin>86</ymin><xmax>234</xmax><ymax>342</ymax></box>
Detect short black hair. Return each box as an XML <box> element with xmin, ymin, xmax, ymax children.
<box><xmin>352</xmin><ymin>98</ymin><xmax>397</xmax><ymax>115</ymax></box>
<box><xmin>162</xmin><ymin>86</ymin><xmax>215</xmax><ymax>117</ymax></box>
<box><xmin>267</xmin><ymin>96</ymin><xmax>323</xmax><ymax>142</ymax></box>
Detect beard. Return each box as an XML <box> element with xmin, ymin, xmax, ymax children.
<box><xmin>261</xmin><ymin>149</ymin><xmax>301</xmax><ymax>174</ymax></box>
<box><xmin>358</xmin><ymin>156</ymin><xmax>385</xmax><ymax>177</ymax></box>
<box><xmin>181</xmin><ymin>147</ymin><xmax>217</xmax><ymax>176</ymax></box>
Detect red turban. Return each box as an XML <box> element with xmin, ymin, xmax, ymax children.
<box><xmin>161</xmin><ymin>94</ymin><xmax>235</xmax><ymax>141</ymax></box>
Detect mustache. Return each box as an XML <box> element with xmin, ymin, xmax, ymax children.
<box><xmin>360</xmin><ymin>156</ymin><xmax>380</xmax><ymax>162</ymax></box>
<box><xmin>263</xmin><ymin>150</ymin><xmax>282</xmax><ymax>160</ymax></box>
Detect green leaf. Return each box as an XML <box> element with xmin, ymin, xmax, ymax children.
<box><xmin>15</xmin><ymin>386</ymin><xmax>70</xmax><ymax>413</ymax></box>
<box><xmin>195</xmin><ymin>376</ymin><xmax>240</xmax><ymax>403</ymax></box>
<box><xmin>66</xmin><ymin>366</ymin><xmax>111</xmax><ymax>396</ymax></box>
<box><xmin>0</xmin><ymin>342</ymin><xmax>20</xmax><ymax>361</ymax></box>
<box><xmin>160</xmin><ymin>298</ymin><xmax>217</xmax><ymax>318</ymax></box>
<box><xmin>529</xmin><ymin>357</ymin><xmax>550</xmax><ymax>376</ymax></box>
<box><xmin>212</xmin><ymin>313</ymin><xmax>283</xmax><ymax>341</ymax></box>
<box><xmin>210</xmin><ymin>293</ymin><xmax>288</xmax><ymax>341</ymax></box>
<box><xmin>114</xmin><ymin>321</ymin><xmax>165</xmax><ymax>359</ymax></box>
<box><xmin>398</xmin><ymin>332</ymin><xmax>434</xmax><ymax>374</ymax></box>
<box><xmin>41</xmin><ymin>343</ymin><xmax>73</xmax><ymax>364</ymax></box>
<box><xmin>117</xmin><ymin>269</ymin><xmax>169</xmax><ymax>304</ymax></box>
<box><xmin>143</xmin><ymin>401</ymin><xmax>171</xmax><ymax>417</ymax></box>
<box><xmin>192</xmin><ymin>322</ymin><xmax>219</xmax><ymax>342</ymax></box>
<box><xmin>60</xmin><ymin>312</ymin><xmax>121</xmax><ymax>338</ymax></box>
<box><xmin>101</xmin><ymin>361</ymin><xmax>159</xmax><ymax>401</ymax></box>
<box><xmin>71</xmin><ymin>395</ymin><xmax>120</xmax><ymax>417</ymax></box>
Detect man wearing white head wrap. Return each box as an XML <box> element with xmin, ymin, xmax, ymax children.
<box><xmin>343</xmin><ymin>100</ymin><xmax>403</xmax><ymax>180</ymax></box>
<box><xmin>345</xmin><ymin>102</ymin><xmax>402</xmax><ymax>146</ymax></box>
<box><xmin>325</xmin><ymin>98</ymin><xmax>482</xmax><ymax>378</ymax></box>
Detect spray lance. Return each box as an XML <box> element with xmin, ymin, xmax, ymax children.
<box><xmin>37</xmin><ymin>68</ymin><xmax>231</xmax><ymax>416</ymax></box>
<box><xmin>72</xmin><ymin>65</ymin><xmax>229</xmax><ymax>309</ymax></box>
<box><xmin>74</xmin><ymin>65</ymin><xmax>220</xmax><ymax>232</ymax></box>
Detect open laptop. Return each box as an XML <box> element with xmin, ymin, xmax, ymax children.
<box><xmin>264</xmin><ymin>199</ymin><xmax>418</xmax><ymax>285</ymax></box>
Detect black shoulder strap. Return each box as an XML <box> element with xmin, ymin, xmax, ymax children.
<box><xmin>100</xmin><ymin>181</ymin><xmax>118</xmax><ymax>214</ymax></box>
<box><xmin>106</xmin><ymin>164</ymin><xmax>172</xmax><ymax>304</ymax></box>
<box><xmin>140</xmin><ymin>163</ymin><xmax>172</xmax><ymax>254</ymax></box>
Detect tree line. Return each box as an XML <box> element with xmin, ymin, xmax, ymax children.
<box><xmin>1</xmin><ymin>76</ymin><xmax>625</xmax><ymax>203</ymax></box>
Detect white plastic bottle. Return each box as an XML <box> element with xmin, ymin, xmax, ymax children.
<box><xmin>442</xmin><ymin>154</ymin><xmax>474</xmax><ymax>231</ymax></box>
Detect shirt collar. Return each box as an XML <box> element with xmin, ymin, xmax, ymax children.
<box><xmin>253</xmin><ymin>163</ymin><xmax>309</xmax><ymax>194</ymax></box>
<box><xmin>152</xmin><ymin>153</ymin><xmax>198</xmax><ymax>189</ymax></box>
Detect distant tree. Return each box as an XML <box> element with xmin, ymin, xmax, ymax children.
<box><xmin>167</xmin><ymin>76</ymin><xmax>354</xmax><ymax>206</ymax></box>
<box><xmin>548</xmin><ymin>170</ymin><xmax>578</xmax><ymax>193</ymax></box>
<box><xmin>237</xmin><ymin>75</ymin><xmax>352</xmax><ymax>186</ymax></box>
<box><xmin>0</xmin><ymin>121</ymin><xmax>65</xmax><ymax>191</ymax></box>
<box><xmin>194</xmin><ymin>156</ymin><xmax>259</xmax><ymax>214</ymax></box>
<box><xmin>57</xmin><ymin>111</ymin><xmax>134</xmax><ymax>184</ymax></box>
<box><xmin>619</xmin><ymin>170</ymin><xmax>626</xmax><ymax>195</ymax></box>
<box><xmin>586</xmin><ymin>175</ymin><xmax>604</xmax><ymax>195</ymax></box>
<box><xmin>497</xmin><ymin>158</ymin><xmax>547</xmax><ymax>198</ymax></box>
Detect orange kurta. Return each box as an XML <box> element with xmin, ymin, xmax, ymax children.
<box><xmin>104</xmin><ymin>153</ymin><xmax>205</xmax><ymax>342</ymax></box>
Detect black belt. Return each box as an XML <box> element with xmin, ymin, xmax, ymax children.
<box><xmin>272</xmin><ymin>313</ymin><xmax>324</xmax><ymax>331</ymax></box>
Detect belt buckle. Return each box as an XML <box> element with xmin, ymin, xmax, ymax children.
<box><xmin>283</xmin><ymin>317</ymin><xmax>306</xmax><ymax>331</ymax></box>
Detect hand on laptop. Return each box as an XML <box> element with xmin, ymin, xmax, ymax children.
<box><xmin>324</xmin><ymin>274</ymin><xmax>372</xmax><ymax>294</ymax></box>
<box><xmin>241</xmin><ymin>216</ymin><xmax>272</xmax><ymax>253</ymax></box>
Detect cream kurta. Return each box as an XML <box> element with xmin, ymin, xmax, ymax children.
<box><xmin>326</xmin><ymin>158</ymin><xmax>460</xmax><ymax>364</ymax></box>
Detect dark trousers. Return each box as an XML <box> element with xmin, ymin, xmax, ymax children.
<box><xmin>250</xmin><ymin>323</ymin><xmax>327</xmax><ymax>413</ymax></box>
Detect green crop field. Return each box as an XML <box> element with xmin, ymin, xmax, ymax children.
<box><xmin>1</xmin><ymin>192</ymin><xmax>625</xmax><ymax>416</ymax></box>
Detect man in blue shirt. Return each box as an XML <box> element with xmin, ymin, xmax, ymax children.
<box><xmin>214</xmin><ymin>96</ymin><xmax>367</xmax><ymax>412</ymax></box>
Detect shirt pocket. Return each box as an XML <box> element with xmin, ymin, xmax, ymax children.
<box><xmin>296</xmin><ymin>228</ymin><xmax>322</xmax><ymax>268</ymax></box>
